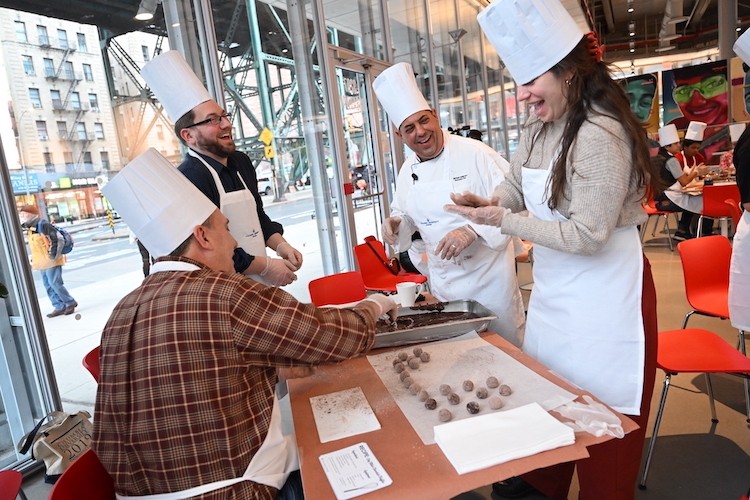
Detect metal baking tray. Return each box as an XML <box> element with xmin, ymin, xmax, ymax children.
<box><xmin>373</xmin><ymin>299</ymin><xmax>496</xmax><ymax>348</ymax></box>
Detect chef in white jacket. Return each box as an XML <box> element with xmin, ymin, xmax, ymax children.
<box><xmin>374</xmin><ymin>62</ymin><xmax>525</xmax><ymax>346</ymax></box>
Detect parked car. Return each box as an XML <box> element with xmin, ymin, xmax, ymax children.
<box><xmin>257</xmin><ymin>177</ymin><xmax>273</xmax><ymax>196</ymax></box>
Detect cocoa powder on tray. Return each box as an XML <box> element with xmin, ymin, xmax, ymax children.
<box><xmin>375</xmin><ymin>311</ymin><xmax>479</xmax><ymax>333</ymax></box>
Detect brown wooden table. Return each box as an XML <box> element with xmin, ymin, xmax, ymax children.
<box><xmin>287</xmin><ymin>332</ymin><xmax>638</xmax><ymax>499</ymax></box>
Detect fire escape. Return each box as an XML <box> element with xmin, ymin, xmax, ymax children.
<box><xmin>47</xmin><ymin>43</ymin><xmax>91</xmax><ymax>172</ymax></box>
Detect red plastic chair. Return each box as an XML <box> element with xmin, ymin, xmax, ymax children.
<box><xmin>725</xmin><ymin>198</ymin><xmax>743</xmax><ymax>230</ymax></box>
<box><xmin>640</xmin><ymin>199</ymin><xmax>677</xmax><ymax>250</ymax></box>
<box><xmin>353</xmin><ymin>236</ymin><xmax>427</xmax><ymax>292</ymax></box>
<box><xmin>0</xmin><ymin>470</ymin><xmax>27</xmax><ymax>500</ymax></box>
<box><xmin>639</xmin><ymin>328</ymin><xmax>750</xmax><ymax>489</ymax></box>
<box><xmin>49</xmin><ymin>449</ymin><xmax>115</xmax><ymax>499</ymax></box>
<box><xmin>308</xmin><ymin>271</ymin><xmax>367</xmax><ymax>306</ymax></box>
<box><xmin>677</xmin><ymin>235</ymin><xmax>731</xmax><ymax>329</ymax></box>
<box><xmin>697</xmin><ymin>183</ymin><xmax>741</xmax><ymax>237</ymax></box>
<box><xmin>83</xmin><ymin>346</ymin><xmax>100</xmax><ymax>383</ymax></box>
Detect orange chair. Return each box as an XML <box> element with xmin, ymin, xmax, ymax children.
<box><xmin>640</xmin><ymin>199</ymin><xmax>677</xmax><ymax>250</ymax></box>
<box><xmin>308</xmin><ymin>271</ymin><xmax>367</xmax><ymax>306</ymax></box>
<box><xmin>638</xmin><ymin>328</ymin><xmax>750</xmax><ymax>489</ymax></box>
<box><xmin>0</xmin><ymin>470</ymin><xmax>27</xmax><ymax>500</ymax></box>
<box><xmin>353</xmin><ymin>236</ymin><xmax>427</xmax><ymax>292</ymax></box>
<box><xmin>49</xmin><ymin>449</ymin><xmax>115</xmax><ymax>499</ymax></box>
<box><xmin>697</xmin><ymin>183</ymin><xmax>741</xmax><ymax>237</ymax></box>
<box><xmin>83</xmin><ymin>346</ymin><xmax>100</xmax><ymax>383</ymax></box>
<box><xmin>677</xmin><ymin>236</ymin><xmax>731</xmax><ymax>329</ymax></box>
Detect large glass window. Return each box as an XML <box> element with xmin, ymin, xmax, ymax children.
<box><xmin>51</xmin><ymin>90</ymin><xmax>63</xmax><ymax>110</ymax></box>
<box><xmin>89</xmin><ymin>93</ymin><xmax>99</xmax><ymax>111</ymax></box>
<box><xmin>63</xmin><ymin>61</ymin><xmax>74</xmax><ymax>80</ymax></box>
<box><xmin>76</xmin><ymin>122</ymin><xmax>87</xmax><ymax>140</ymax></box>
<box><xmin>70</xmin><ymin>92</ymin><xmax>81</xmax><ymax>110</ymax></box>
<box><xmin>56</xmin><ymin>120</ymin><xmax>67</xmax><ymax>138</ymax></box>
<box><xmin>94</xmin><ymin>122</ymin><xmax>104</xmax><ymax>139</ymax></box>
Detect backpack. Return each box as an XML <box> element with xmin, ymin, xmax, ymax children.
<box><xmin>38</xmin><ymin>221</ymin><xmax>74</xmax><ymax>255</ymax></box>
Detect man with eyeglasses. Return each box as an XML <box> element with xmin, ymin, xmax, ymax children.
<box><xmin>142</xmin><ymin>51</ymin><xmax>302</xmax><ymax>286</ymax></box>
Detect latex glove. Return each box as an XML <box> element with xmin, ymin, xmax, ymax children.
<box><xmin>555</xmin><ymin>395</ymin><xmax>624</xmax><ymax>438</ymax></box>
<box><xmin>444</xmin><ymin>203</ymin><xmax>510</xmax><ymax>228</ymax></box>
<box><xmin>435</xmin><ymin>225</ymin><xmax>477</xmax><ymax>260</ymax></box>
<box><xmin>259</xmin><ymin>257</ymin><xmax>298</xmax><ymax>286</ymax></box>
<box><xmin>359</xmin><ymin>293</ymin><xmax>398</xmax><ymax>322</ymax></box>
<box><xmin>449</xmin><ymin>191</ymin><xmax>498</xmax><ymax>208</ymax></box>
<box><xmin>382</xmin><ymin>216</ymin><xmax>402</xmax><ymax>246</ymax></box>
<box><xmin>275</xmin><ymin>241</ymin><xmax>303</xmax><ymax>271</ymax></box>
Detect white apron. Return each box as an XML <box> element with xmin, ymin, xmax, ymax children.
<box><xmin>664</xmin><ymin>181</ymin><xmax>703</xmax><ymax>213</ymax></box>
<box><xmin>189</xmin><ymin>150</ymin><xmax>267</xmax><ymax>258</ymax></box>
<box><xmin>117</xmin><ymin>261</ymin><xmax>298</xmax><ymax>499</ymax></box>
<box><xmin>406</xmin><ymin>169</ymin><xmax>525</xmax><ymax>346</ymax></box>
<box><xmin>520</xmin><ymin>165</ymin><xmax>645</xmax><ymax>414</ymax></box>
<box><xmin>729</xmin><ymin>210</ymin><xmax>750</xmax><ymax>331</ymax></box>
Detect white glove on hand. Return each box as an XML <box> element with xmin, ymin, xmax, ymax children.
<box><xmin>555</xmin><ymin>395</ymin><xmax>624</xmax><ymax>438</ymax></box>
<box><xmin>435</xmin><ymin>225</ymin><xmax>478</xmax><ymax>260</ymax></box>
<box><xmin>259</xmin><ymin>257</ymin><xmax>298</xmax><ymax>286</ymax></box>
<box><xmin>444</xmin><ymin>204</ymin><xmax>509</xmax><ymax>228</ymax></box>
<box><xmin>449</xmin><ymin>191</ymin><xmax>498</xmax><ymax>208</ymax></box>
<box><xmin>382</xmin><ymin>216</ymin><xmax>402</xmax><ymax>246</ymax></box>
<box><xmin>360</xmin><ymin>293</ymin><xmax>398</xmax><ymax>322</ymax></box>
<box><xmin>275</xmin><ymin>241</ymin><xmax>303</xmax><ymax>270</ymax></box>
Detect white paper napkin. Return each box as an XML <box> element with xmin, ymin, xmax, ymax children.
<box><xmin>310</xmin><ymin>387</ymin><xmax>381</xmax><ymax>443</ymax></box>
<box><xmin>434</xmin><ymin>402</ymin><xmax>575</xmax><ymax>474</ymax></box>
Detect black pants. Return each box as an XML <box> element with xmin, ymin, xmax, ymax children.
<box><xmin>655</xmin><ymin>197</ymin><xmax>713</xmax><ymax>236</ymax></box>
<box><xmin>277</xmin><ymin>470</ymin><xmax>304</xmax><ymax>500</ymax></box>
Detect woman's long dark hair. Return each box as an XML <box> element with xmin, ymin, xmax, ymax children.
<box><xmin>533</xmin><ymin>37</ymin><xmax>663</xmax><ymax>209</ymax></box>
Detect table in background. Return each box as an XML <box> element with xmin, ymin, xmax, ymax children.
<box><xmin>287</xmin><ymin>332</ymin><xmax>637</xmax><ymax>499</ymax></box>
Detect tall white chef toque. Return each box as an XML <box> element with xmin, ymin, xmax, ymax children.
<box><xmin>733</xmin><ymin>29</ymin><xmax>750</xmax><ymax>66</ymax></box>
<box><xmin>373</xmin><ymin>62</ymin><xmax>431</xmax><ymax>129</ymax></box>
<box><xmin>477</xmin><ymin>0</ymin><xmax>585</xmax><ymax>85</ymax></box>
<box><xmin>658</xmin><ymin>124</ymin><xmax>680</xmax><ymax>147</ymax></box>
<box><xmin>730</xmin><ymin>123</ymin><xmax>746</xmax><ymax>143</ymax></box>
<box><xmin>141</xmin><ymin>50</ymin><xmax>212</xmax><ymax>122</ymax></box>
<box><xmin>102</xmin><ymin>148</ymin><xmax>217</xmax><ymax>257</ymax></box>
<box><xmin>685</xmin><ymin>121</ymin><xmax>707</xmax><ymax>141</ymax></box>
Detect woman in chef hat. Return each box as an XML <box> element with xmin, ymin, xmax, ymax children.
<box><xmin>445</xmin><ymin>0</ymin><xmax>662</xmax><ymax>498</ymax></box>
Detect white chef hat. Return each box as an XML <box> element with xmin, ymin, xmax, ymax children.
<box><xmin>730</xmin><ymin>123</ymin><xmax>746</xmax><ymax>143</ymax></box>
<box><xmin>684</xmin><ymin>121</ymin><xmax>707</xmax><ymax>141</ymax></box>
<box><xmin>141</xmin><ymin>50</ymin><xmax>212</xmax><ymax>123</ymax></box>
<box><xmin>477</xmin><ymin>0</ymin><xmax>585</xmax><ymax>85</ymax></box>
<box><xmin>102</xmin><ymin>148</ymin><xmax>216</xmax><ymax>257</ymax></box>
<box><xmin>734</xmin><ymin>30</ymin><xmax>750</xmax><ymax>66</ymax></box>
<box><xmin>373</xmin><ymin>62</ymin><xmax>431</xmax><ymax>129</ymax></box>
<box><xmin>658</xmin><ymin>124</ymin><xmax>680</xmax><ymax>147</ymax></box>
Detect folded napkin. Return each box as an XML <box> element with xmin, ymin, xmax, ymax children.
<box><xmin>434</xmin><ymin>402</ymin><xmax>575</xmax><ymax>475</ymax></box>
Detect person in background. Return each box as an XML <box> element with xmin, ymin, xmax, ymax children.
<box><xmin>17</xmin><ymin>205</ymin><xmax>77</xmax><ymax>318</ymax></box>
<box><xmin>654</xmin><ymin>123</ymin><xmax>711</xmax><ymax>240</ymax></box>
<box><xmin>374</xmin><ymin>62</ymin><xmax>525</xmax><ymax>347</ymax></box>
<box><xmin>141</xmin><ymin>51</ymin><xmax>302</xmax><ymax>286</ymax></box>
<box><xmin>719</xmin><ymin>123</ymin><xmax>746</xmax><ymax>174</ymax></box>
<box><xmin>93</xmin><ymin>148</ymin><xmax>397</xmax><ymax>499</ymax></box>
<box><xmin>675</xmin><ymin>121</ymin><xmax>707</xmax><ymax>172</ymax></box>
<box><xmin>728</xmin><ymin>32</ymin><xmax>750</xmax><ymax>363</ymax></box>
<box><xmin>447</xmin><ymin>1</ymin><xmax>661</xmax><ymax>497</ymax></box>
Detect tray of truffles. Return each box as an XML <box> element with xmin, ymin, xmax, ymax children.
<box><xmin>373</xmin><ymin>299</ymin><xmax>496</xmax><ymax>348</ymax></box>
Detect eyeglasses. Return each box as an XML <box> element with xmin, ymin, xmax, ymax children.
<box><xmin>672</xmin><ymin>75</ymin><xmax>727</xmax><ymax>103</ymax></box>
<box><xmin>185</xmin><ymin>112</ymin><xmax>231</xmax><ymax>128</ymax></box>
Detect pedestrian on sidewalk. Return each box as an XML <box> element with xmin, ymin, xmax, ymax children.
<box><xmin>17</xmin><ymin>205</ymin><xmax>77</xmax><ymax>317</ymax></box>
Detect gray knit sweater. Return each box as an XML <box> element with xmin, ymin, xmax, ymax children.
<box><xmin>498</xmin><ymin>112</ymin><xmax>647</xmax><ymax>256</ymax></box>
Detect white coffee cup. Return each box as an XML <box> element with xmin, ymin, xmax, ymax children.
<box><xmin>396</xmin><ymin>281</ymin><xmax>422</xmax><ymax>307</ymax></box>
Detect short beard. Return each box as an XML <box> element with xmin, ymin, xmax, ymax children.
<box><xmin>196</xmin><ymin>135</ymin><xmax>236</xmax><ymax>158</ymax></box>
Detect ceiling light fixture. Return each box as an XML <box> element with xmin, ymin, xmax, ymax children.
<box><xmin>135</xmin><ymin>0</ymin><xmax>159</xmax><ymax>21</ymax></box>
<box><xmin>627</xmin><ymin>0</ymin><xmax>634</xmax><ymax>14</ymax></box>
<box><xmin>628</xmin><ymin>22</ymin><xmax>636</xmax><ymax>37</ymax></box>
